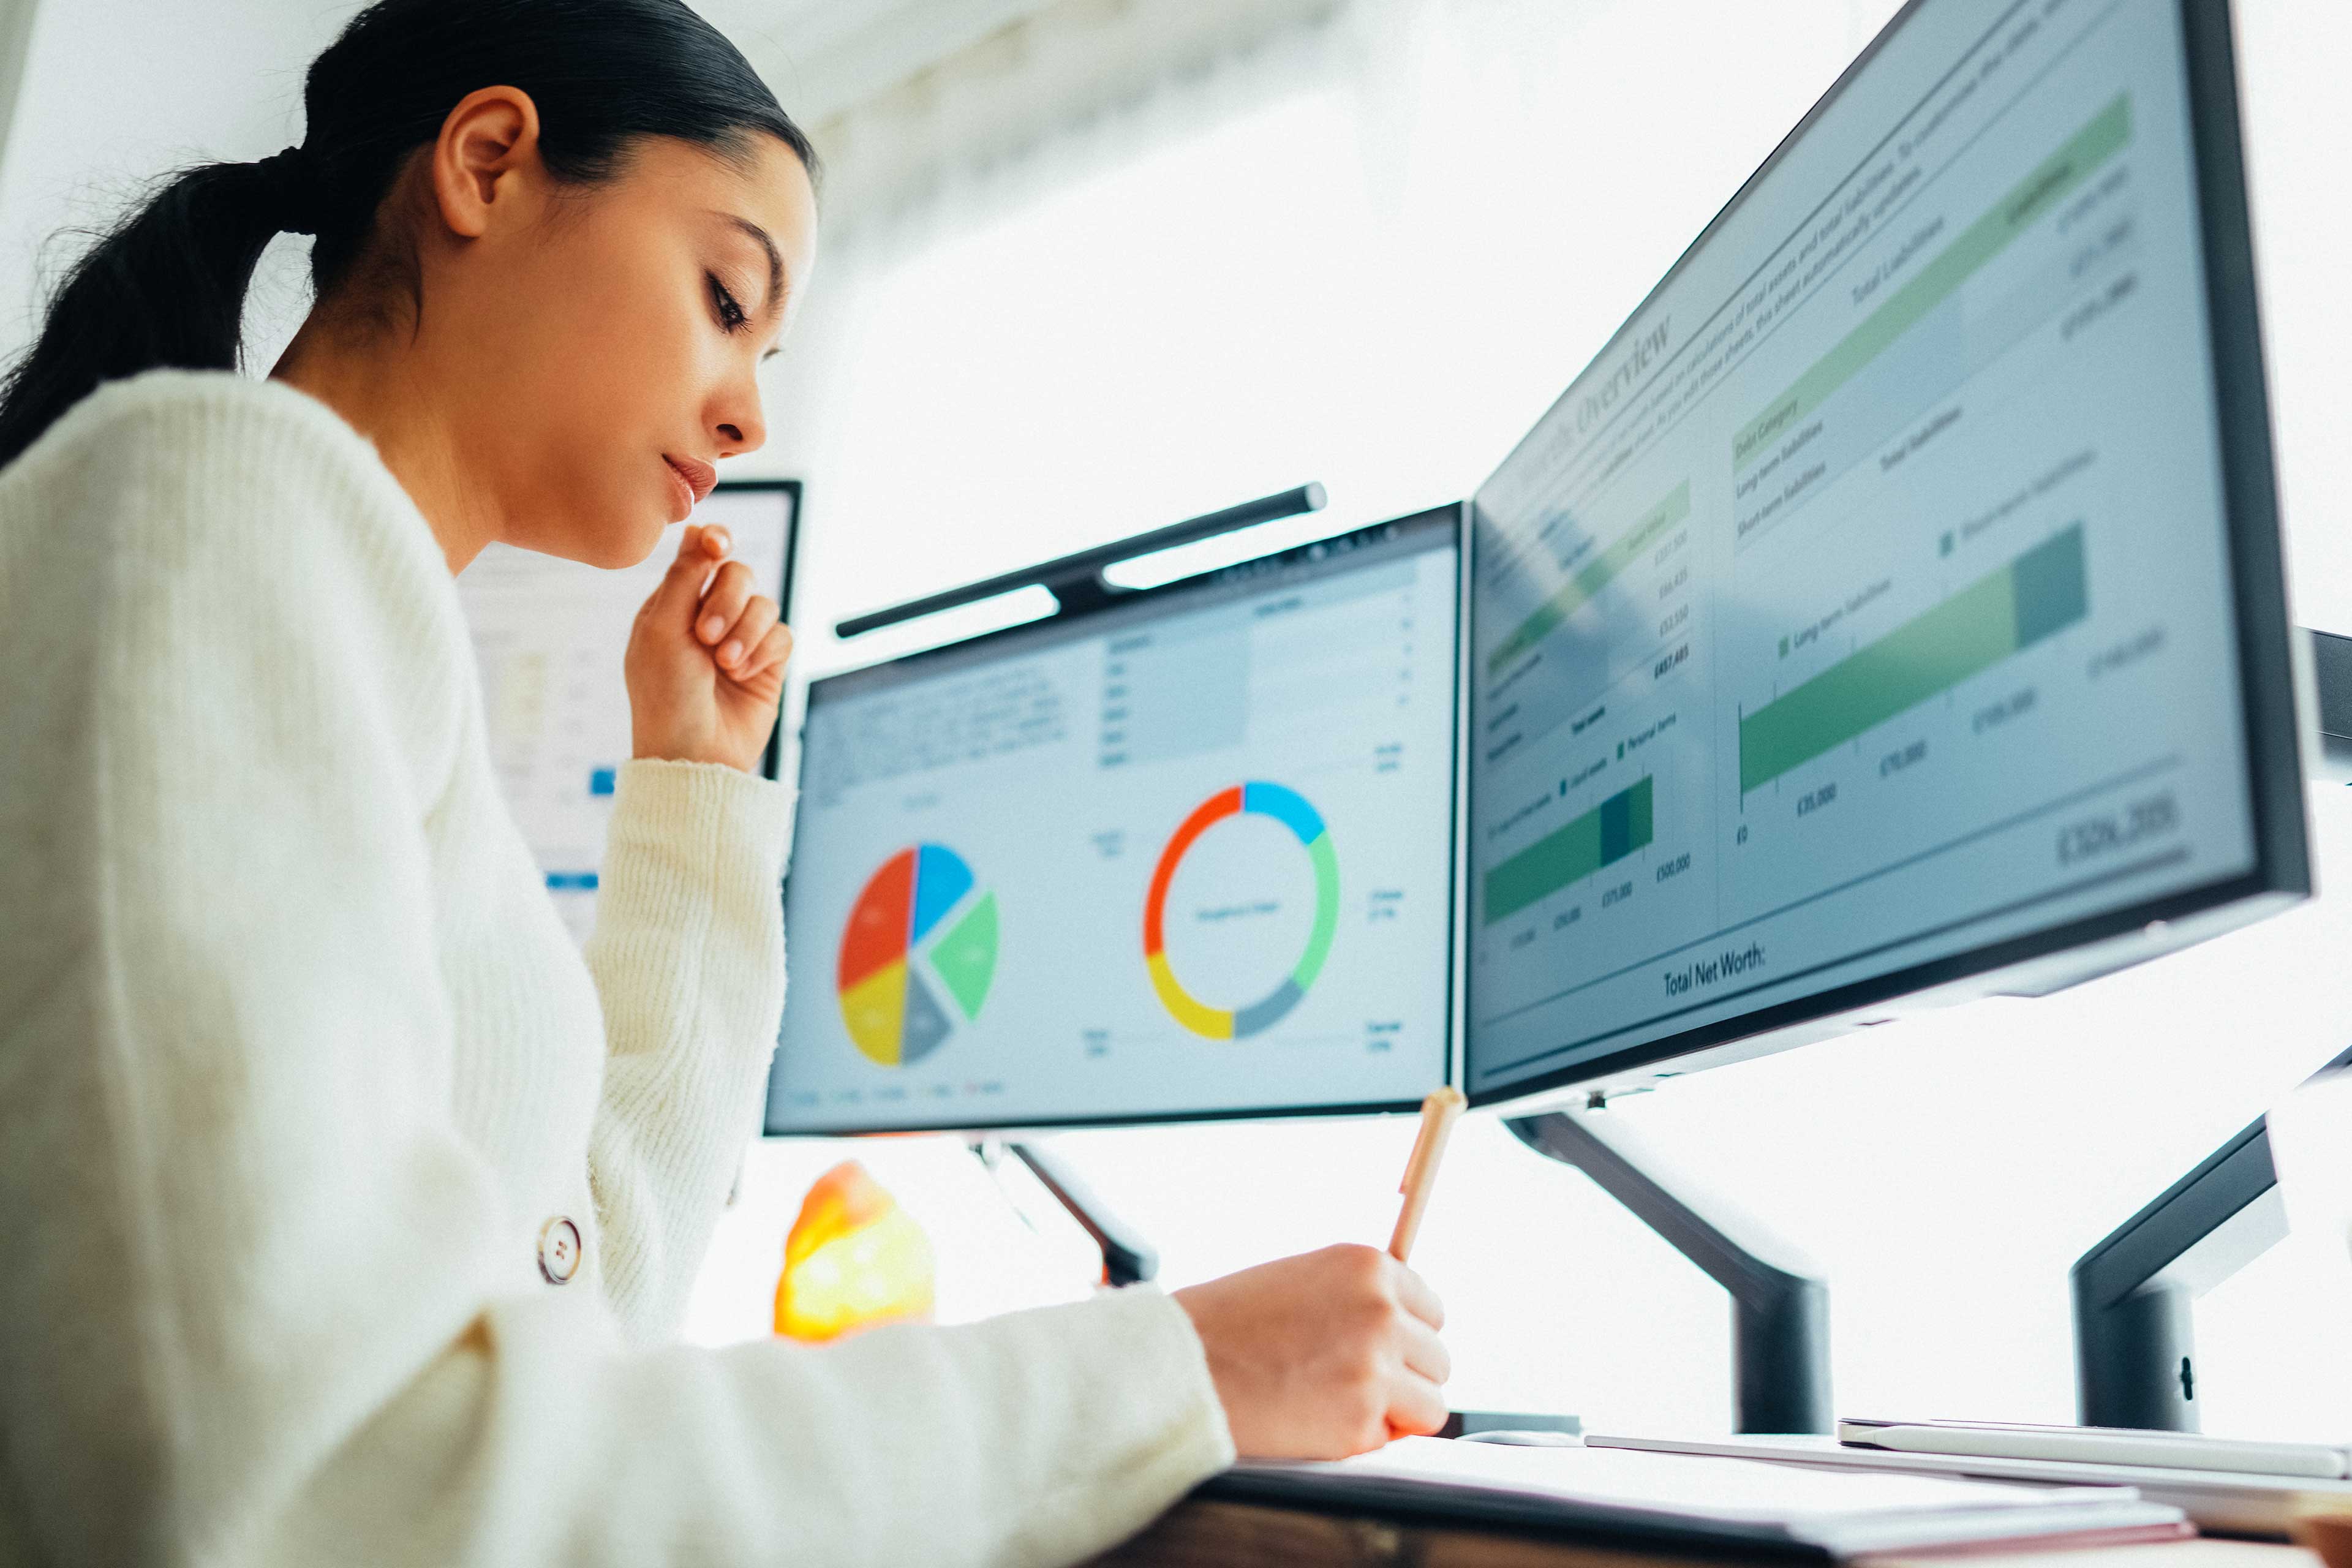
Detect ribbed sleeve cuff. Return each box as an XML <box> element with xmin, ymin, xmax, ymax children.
<box><xmin>608</xmin><ymin>759</ymin><xmax>796</xmax><ymax>891</ymax></box>
<box><xmin>589</xmin><ymin>760</ymin><xmax>794</xmax><ymax>1069</ymax></box>
<box><xmin>1108</xmin><ymin>1284</ymin><xmax>1238</xmax><ymax>1476</ymax></box>
<box><xmin>1020</xmin><ymin>1284</ymin><xmax>1236</xmax><ymax>1556</ymax></box>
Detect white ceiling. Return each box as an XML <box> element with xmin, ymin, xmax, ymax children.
<box><xmin>696</xmin><ymin>0</ymin><xmax>1069</xmax><ymax>129</ymax></box>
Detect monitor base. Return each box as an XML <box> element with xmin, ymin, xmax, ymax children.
<box><xmin>2070</xmin><ymin>1044</ymin><xmax>2352</xmax><ymax>1430</ymax></box>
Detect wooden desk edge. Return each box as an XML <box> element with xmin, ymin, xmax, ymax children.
<box><xmin>1087</xmin><ymin>1497</ymin><xmax>2322</xmax><ymax>1568</ymax></box>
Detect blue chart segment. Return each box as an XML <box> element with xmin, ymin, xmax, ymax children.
<box><xmin>910</xmin><ymin>844</ymin><xmax>974</xmax><ymax>944</ymax></box>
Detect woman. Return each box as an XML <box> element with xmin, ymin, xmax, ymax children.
<box><xmin>0</xmin><ymin>1</ymin><xmax>1451</xmax><ymax>1563</ymax></box>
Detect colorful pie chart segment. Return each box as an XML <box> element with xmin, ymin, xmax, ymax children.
<box><xmin>1142</xmin><ymin>782</ymin><xmax>1339</xmax><ymax>1041</ymax></box>
<box><xmin>837</xmin><ymin>845</ymin><xmax>998</xmax><ymax>1067</ymax></box>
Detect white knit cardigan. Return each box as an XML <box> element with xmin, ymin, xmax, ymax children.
<box><xmin>0</xmin><ymin>371</ymin><xmax>1232</xmax><ymax>1567</ymax></box>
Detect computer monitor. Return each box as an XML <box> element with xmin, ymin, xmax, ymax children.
<box><xmin>459</xmin><ymin>479</ymin><xmax>801</xmax><ymax>942</ymax></box>
<box><xmin>1464</xmin><ymin>0</ymin><xmax>2305</xmax><ymax>1109</ymax></box>
<box><xmin>766</xmin><ymin>505</ymin><xmax>1461</xmax><ymax>1135</ymax></box>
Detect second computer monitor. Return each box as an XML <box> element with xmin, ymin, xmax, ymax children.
<box><xmin>1465</xmin><ymin>0</ymin><xmax>2305</xmax><ymax>1107</ymax></box>
<box><xmin>768</xmin><ymin>505</ymin><xmax>1461</xmax><ymax>1135</ymax></box>
<box><xmin>460</xmin><ymin>478</ymin><xmax>801</xmax><ymax>943</ymax></box>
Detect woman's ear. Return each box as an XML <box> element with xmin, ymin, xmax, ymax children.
<box><xmin>429</xmin><ymin>85</ymin><xmax>543</xmax><ymax>241</ymax></box>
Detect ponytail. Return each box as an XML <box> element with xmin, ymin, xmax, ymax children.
<box><xmin>0</xmin><ymin>0</ymin><xmax>815</xmax><ymax>469</ymax></box>
<box><xmin>0</xmin><ymin>154</ymin><xmax>315</xmax><ymax>466</ymax></box>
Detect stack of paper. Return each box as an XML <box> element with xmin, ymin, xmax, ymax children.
<box><xmin>1205</xmin><ymin>1438</ymin><xmax>2190</xmax><ymax>1557</ymax></box>
<box><xmin>1589</xmin><ymin>1431</ymin><xmax>2352</xmax><ymax>1540</ymax></box>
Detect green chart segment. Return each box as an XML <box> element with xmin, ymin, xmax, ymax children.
<box><xmin>1488</xmin><ymin>481</ymin><xmax>1691</xmax><ymax>676</ymax></box>
<box><xmin>1740</xmin><ymin>523</ymin><xmax>2088</xmax><ymax>794</ymax></box>
<box><xmin>1731</xmin><ymin>92</ymin><xmax>2133</xmax><ymax>471</ymax></box>
<box><xmin>1484</xmin><ymin>775</ymin><xmax>1654</xmax><ymax>926</ymax></box>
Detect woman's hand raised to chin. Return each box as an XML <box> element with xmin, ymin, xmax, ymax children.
<box><xmin>625</xmin><ymin>522</ymin><xmax>793</xmax><ymax>772</ymax></box>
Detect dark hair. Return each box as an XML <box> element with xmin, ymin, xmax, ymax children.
<box><xmin>0</xmin><ymin>0</ymin><xmax>818</xmax><ymax>466</ymax></box>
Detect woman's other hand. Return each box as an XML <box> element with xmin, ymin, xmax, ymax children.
<box><xmin>625</xmin><ymin>522</ymin><xmax>792</xmax><ymax>771</ymax></box>
<box><xmin>1173</xmin><ymin>1243</ymin><xmax>1451</xmax><ymax>1460</ymax></box>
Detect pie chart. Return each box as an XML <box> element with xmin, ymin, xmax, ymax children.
<box><xmin>1142</xmin><ymin>782</ymin><xmax>1339</xmax><ymax>1041</ymax></box>
<box><xmin>837</xmin><ymin>845</ymin><xmax>999</xmax><ymax>1068</ymax></box>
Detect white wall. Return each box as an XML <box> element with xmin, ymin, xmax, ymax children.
<box><xmin>2235</xmin><ymin>0</ymin><xmax>2352</xmax><ymax>636</ymax></box>
<box><xmin>0</xmin><ymin>0</ymin><xmax>348</xmax><ymax>367</ymax></box>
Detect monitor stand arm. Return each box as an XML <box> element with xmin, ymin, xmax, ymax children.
<box><xmin>2069</xmin><ymin>1115</ymin><xmax>2282</xmax><ymax>1431</ymax></box>
<box><xmin>970</xmin><ymin>1137</ymin><xmax>1159</xmax><ymax>1287</ymax></box>
<box><xmin>1509</xmin><ymin>1105</ymin><xmax>1833</xmax><ymax>1434</ymax></box>
<box><xmin>2068</xmin><ymin>1045</ymin><xmax>2352</xmax><ymax>1430</ymax></box>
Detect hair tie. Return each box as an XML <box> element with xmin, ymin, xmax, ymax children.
<box><xmin>254</xmin><ymin>146</ymin><xmax>319</xmax><ymax>236</ymax></box>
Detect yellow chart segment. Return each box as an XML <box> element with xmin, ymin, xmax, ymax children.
<box><xmin>842</xmin><ymin>959</ymin><xmax>909</xmax><ymax>1066</ymax></box>
<box><xmin>1147</xmin><ymin>951</ymin><xmax>1234</xmax><ymax>1041</ymax></box>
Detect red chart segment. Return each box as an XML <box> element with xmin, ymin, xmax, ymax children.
<box><xmin>1142</xmin><ymin>787</ymin><xmax>1242</xmax><ymax>956</ymax></box>
<box><xmin>838</xmin><ymin>846</ymin><xmax>915</xmax><ymax>992</ymax></box>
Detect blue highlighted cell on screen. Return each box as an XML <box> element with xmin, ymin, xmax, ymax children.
<box><xmin>589</xmin><ymin>767</ymin><xmax>617</xmax><ymax>796</ymax></box>
<box><xmin>546</xmin><ymin>872</ymin><xmax>599</xmax><ymax>891</ymax></box>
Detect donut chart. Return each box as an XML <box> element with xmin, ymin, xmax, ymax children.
<box><xmin>1143</xmin><ymin>782</ymin><xmax>1339</xmax><ymax>1040</ymax></box>
<box><xmin>837</xmin><ymin>845</ymin><xmax>998</xmax><ymax>1067</ymax></box>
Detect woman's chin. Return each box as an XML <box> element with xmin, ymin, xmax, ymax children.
<box><xmin>511</xmin><ymin>503</ymin><xmax>669</xmax><ymax>570</ymax></box>
<box><xmin>590</xmin><ymin>516</ymin><xmax>670</xmax><ymax>570</ymax></box>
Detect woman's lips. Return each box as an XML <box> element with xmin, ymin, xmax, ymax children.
<box><xmin>663</xmin><ymin>454</ymin><xmax>718</xmax><ymax>519</ymax></box>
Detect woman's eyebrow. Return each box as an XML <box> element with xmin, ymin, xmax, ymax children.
<box><xmin>717</xmin><ymin>213</ymin><xmax>785</xmax><ymax>311</ymax></box>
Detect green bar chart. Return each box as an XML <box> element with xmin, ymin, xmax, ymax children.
<box><xmin>1484</xmin><ymin>775</ymin><xmax>1655</xmax><ymax>925</ymax></box>
<box><xmin>1488</xmin><ymin>481</ymin><xmax>1691</xmax><ymax>676</ymax></box>
<box><xmin>1740</xmin><ymin>524</ymin><xmax>2088</xmax><ymax>793</ymax></box>
<box><xmin>1731</xmin><ymin>94</ymin><xmax>2132</xmax><ymax>471</ymax></box>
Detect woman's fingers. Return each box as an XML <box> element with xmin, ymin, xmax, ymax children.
<box><xmin>695</xmin><ymin>559</ymin><xmax>757</xmax><ymax>647</ymax></box>
<box><xmin>717</xmin><ymin>594</ymin><xmax>779</xmax><ymax>672</ymax></box>
<box><xmin>643</xmin><ymin>524</ymin><xmax>721</xmax><ymax>622</ymax></box>
<box><xmin>1389</xmin><ymin>1261</ymin><xmax>1445</xmax><ymax>1332</ymax></box>
<box><xmin>1396</xmin><ymin>1312</ymin><xmax>1452</xmax><ymax>1387</ymax></box>
<box><xmin>1377</xmin><ymin>1263</ymin><xmax>1449</xmax><ymax>1443</ymax></box>
<box><xmin>1385</xmin><ymin>1368</ymin><xmax>1450</xmax><ymax>1438</ymax></box>
<box><xmin>623</xmin><ymin>522</ymin><xmax>786</xmax><ymax>772</ymax></box>
<box><xmin>737</xmin><ymin>622</ymin><xmax>794</xmax><ymax>684</ymax></box>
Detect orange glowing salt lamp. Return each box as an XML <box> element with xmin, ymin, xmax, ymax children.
<box><xmin>774</xmin><ymin>1160</ymin><xmax>935</xmax><ymax>1343</ymax></box>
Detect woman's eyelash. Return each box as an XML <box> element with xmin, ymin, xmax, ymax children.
<box><xmin>708</xmin><ymin>274</ymin><xmax>749</xmax><ymax>333</ymax></box>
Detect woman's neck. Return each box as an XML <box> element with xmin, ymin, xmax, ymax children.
<box><xmin>271</xmin><ymin>315</ymin><xmax>500</xmax><ymax>576</ymax></box>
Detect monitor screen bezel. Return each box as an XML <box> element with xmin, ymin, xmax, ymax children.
<box><xmin>1463</xmin><ymin>0</ymin><xmax>2309</xmax><ymax>1111</ymax></box>
<box><xmin>701</xmin><ymin>477</ymin><xmax>805</xmax><ymax>783</ymax></box>
<box><xmin>766</xmin><ymin>502</ymin><xmax>1468</xmax><ymax>1137</ymax></box>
